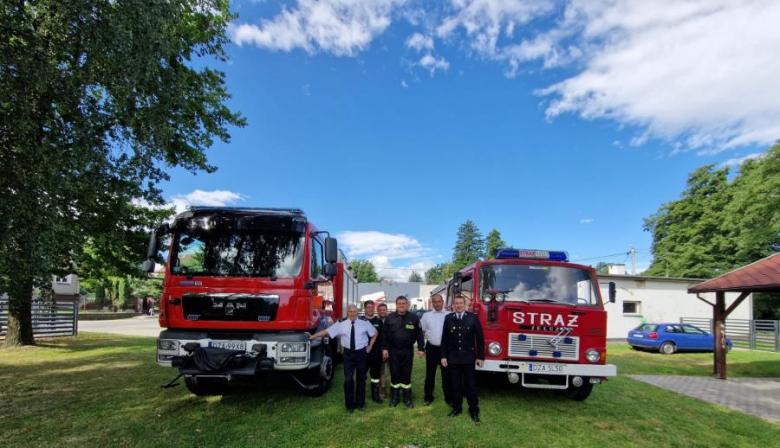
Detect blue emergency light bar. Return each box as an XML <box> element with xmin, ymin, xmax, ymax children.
<box><xmin>495</xmin><ymin>248</ymin><xmax>569</xmax><ymax>262</ymax></box>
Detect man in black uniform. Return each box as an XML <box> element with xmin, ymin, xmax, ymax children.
<box><xmin>441</xmin><ymin>294</ymin><xmax>485</xmax><ymax>423</ymax></box>
<box><xmin>363</xmin><ymin>300</ymin><xmax>384</xmax><ymax>403</ymax></box>
<box><xmin>381</xmin><ymin>296</ymin><xmax>424</xmax><ymax>408</ymax></box>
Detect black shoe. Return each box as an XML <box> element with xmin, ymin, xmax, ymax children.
<box><xmin>347</xmin><ymin>408</ymin><xmax>354</xmax><ymax>414</ymax></box>
<box><xmin>448</xmin><ymin>410</ymin><xmax>461</xmax><ymax>417</ymax></box>
<box><xmin>371</xmin><ymin>383</ymin><xmax>384</xmax><ymax>404</ymax></box>
<box><xmin>389</xmin><ymin>388</ymin><xmax>400</xmax><ymax>408</ymax></box>
<box><xmin>423</xmin><ymin>400</ymin><xmax>432</xmax><ymax>406</ymax></box>
<box><xmin>402</xmin><ymin>388</ymin><xmax>414</xmax><ymax>408</ymax></box>
<box><xmin>356</xmin><ymin>405</ymin><xmax>366</xmax><ymax>412</ymax></box>
<box><xmin>471</xmin><ymin>413</ymin><xmax>480</xmax><ymax>423</ymax></box>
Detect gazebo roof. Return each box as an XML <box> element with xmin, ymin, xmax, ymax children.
<box><xmin>688</xmin><ymin>253</ymin><xmax>780</xmax><ymax>293</ymax></box>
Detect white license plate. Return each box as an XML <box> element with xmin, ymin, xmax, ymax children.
<box><xmin>633</xmin><ymin>333</ymin><xmax>644</xmax><ymax>338</ymax></box>
<box><xmin>209</xmin><ymin>341</ymin><xmax>246</xmax><ymax>351</ymax></box>
<box><xmin>528</xmin><ymin>363</ymin><xmax>565</xmax><ymax>373</ymax></box>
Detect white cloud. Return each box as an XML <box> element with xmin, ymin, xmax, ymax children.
<box><xmin>401</xmin><ymin>79</ymin><xmax>409</xmax><ymax>88</ymax></box>
<box><xmin>369</xmin><ymin>256</ymin><xmax>435</xmax><ymax>282</ymax></box>
<box><xmin>579</xmin><ymin>218</ymin><xmax>594</xmax><ymax>224</ymax></box>
<box><xmin>230</xmin><ymin>0</ymin><xmax>406</xmax><ymax>57</ymax></box>
<box><xmin>419</xmin><ymin>54</ymin><xmax>450</xmax><ymax>76</ymax></box>
<box><xmin>538</xmin><ymin>0</ymin><xmax>780</xmax><ymax>153</ymax></box>
<box><xmin>406</xmin><ymin>32</ymin><xmax>434</xmax><ymax>51</ymax></box>
<box><xmin>169</xmin><ymin>189</ymin><xmax>245</xmax><ymax>214</ymax></box>
<box><xmin>719</xmin><ymin>153</ymin><xmax>764</xmax><ymax>168</ymax></box>
<box><xmin>301</xmin><ymin>83</ymin><xmax>311</xmax><ymax>96</ymax></box>
<box><xmin>338</xmin><ymin>230</ymin><xmax>436</xmax><ymax>282</ymax></box>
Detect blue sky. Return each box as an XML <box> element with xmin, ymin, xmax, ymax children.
<box><xmin>162</xmin><ymin>1</ymin><xmax>780</xmax><ymax>280</ymax></box>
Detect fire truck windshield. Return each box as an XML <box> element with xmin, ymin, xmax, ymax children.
<box><xmin>479</xmin><ymin>264</ymin><xmax>599</xmax><ymax>306</ymax></box>
<box><xmin>170</xmin><ymin>227</ymin><xmax>304</xmax><ymax>278</ymax></box>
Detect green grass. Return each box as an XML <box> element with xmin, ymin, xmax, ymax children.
<box><xmin>1</xmin><ymin>335</ymin><xmax>778</xmax><ymax>448</ymax></box>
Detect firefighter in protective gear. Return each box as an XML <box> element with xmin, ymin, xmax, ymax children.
<box><xmin>363</xmin><ymin>300</ymin><xmax>384</xmax><ymax>403</ymax></box>
<box><xmin>381</xmin><ymin>296</ymin><xmax>425</xmax><ymax>408</ymax></box>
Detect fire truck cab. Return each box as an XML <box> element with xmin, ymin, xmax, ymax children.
<box><xmin>143</xmin><ymin>207</ymin><xmax>354</xmax><ymax>396</ymax></box>
<box><xmin>447</xmin><ymin>248</ymin><xmax>617</xmax><ymax>401</ymax></box>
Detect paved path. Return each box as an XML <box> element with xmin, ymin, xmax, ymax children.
<box><xmin>628</xmin><ymin>375</ymin><xmax>780</xmax><ymax>425</ymax></box>
<box><xmin>79</xmin><ymin>316</ymin><xmax>161</xmax><ymax>337</ymax></box>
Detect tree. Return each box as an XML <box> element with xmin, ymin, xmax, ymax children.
<box><xmin>452</xmin><ymin>220</ymin><xmax>485</xmax><ymax>271</ymax></box>
<box><xmin>0</xmin><ymin>1</ymin><xmax>245</xmax><ymax>345</ymax></box>
<box><xmin>485</xmin><ymin>229</ymin><xmax>507</xmax><ymax>259</ymax></box>
<box><xmin>349</xmin><ymin>259</ymin><xmax>379</xmax><ymax>283</ymax></box>
<box><xmin>425</xmin><ymin>262</ymin><xmax>458</xmax><ymax>285</ymax></box>
<box><xmin>594</xmin><ymin>262</ymin><xmax>610</xmax><ymax>275</ymax></box>
<box><xmin>408</xmin><ymin>271</ymin><xmax>423</xmax><ymax>283</ymax></box>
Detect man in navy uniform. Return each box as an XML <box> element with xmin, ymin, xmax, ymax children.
<box><xmin>363</xmin><ymin>299</ymin><xmax>384</xmax><ymax>403</ymax></box>
<box><xmin>441</xmin><ymin>294</ymin><xmax>485</xmax><ymax>423</ymax></box>
<box><xmin>309</xmin><ymin>304</ymin><xmax>377</xmax><ymax>413</ymax></box>
<box><xmin>381</xmin><ymin>296</ymin><xmax>425</xmax><ymax>408</ymax></box>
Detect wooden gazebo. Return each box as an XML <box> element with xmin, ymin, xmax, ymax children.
<box><xmin>688</xmin><ymin>253</ymin><xmax>780</xmax><ymax>379</ymax></box>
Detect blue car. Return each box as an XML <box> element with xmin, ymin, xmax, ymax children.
<box><xmin>627</xmin><ymin>323</ymin><xmax>733</xmax><ymax>355</ymax></box>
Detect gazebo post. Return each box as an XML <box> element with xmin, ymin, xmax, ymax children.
<box><xmin>714</xmin><ymin>291</ymin><xmax>726</xmax><ymax>379</ymax></box>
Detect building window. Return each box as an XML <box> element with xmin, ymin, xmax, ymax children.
<box><xmin>623</xmin><ymin>301</ymin><xmax>640</xmax><ymax>315</ymax></box>
<box><xmin>55</xmin><ymin>276</ymin><xmax>71</xmax><ymax>285</ymax></box>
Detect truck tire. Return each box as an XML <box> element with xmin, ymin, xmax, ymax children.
<box><xmin>566</xmin><ymin>381</ymin><xmax>594</xmax><ymax>401</ymax></box>
<box><xmin>303</xmin><ymin>355</ymin><xmax>333</xmax><ymax>397</ymax></box>
<box><xmin>660</xmin><ymin>341</ymin><xmax>676</xmax><ymax>355</ymax></box>
<box><xmin>184</xmin><ymin>375</ymin><xmax>228</xmax><ymax>396</ymax></box>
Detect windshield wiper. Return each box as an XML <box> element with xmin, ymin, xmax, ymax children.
<box><xmin>528</xmin><ymin>299</ymin><xmax>573</xmax><ymax>305</ymax></box>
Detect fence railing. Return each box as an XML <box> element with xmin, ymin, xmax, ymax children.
<box><xmin>681</xmin><ymin>317</ymin><xmax>780</xmax><ymax>352</ymax></box>
<box><xmin>0</xmin><ymin>298</ymin><xmax>79</xmax><ymax>340</ymax></box>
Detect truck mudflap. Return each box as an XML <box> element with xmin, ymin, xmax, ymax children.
<box><xmin>478</xmin><ymin>359</ymin><xmax>617</xmax><ymax>377</ymax></box>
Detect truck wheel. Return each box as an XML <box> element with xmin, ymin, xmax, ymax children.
<box><xmin>566</xmin><ymin>381</ymin><xmax>594</xmax><ymax>401</ymax></box>
<box><xmin>184</xmin><ymin>376</ymin><xmax>227</xmax><ymax>396</ymax></box>
<box><xmin>660</xmin><ymin>342</ymin><xmax>676</xmax><ymax>355</ymax></box>
<box><xmin>304</xmin><ymin>355</ymin><xmax>333</xmax><ymax>397</ymax></box>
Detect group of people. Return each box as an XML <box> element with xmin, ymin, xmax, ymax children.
<box><xmin>308</xmin><ymin>293</ymin><xmax>485</xmax><ymax>423</ymax></box>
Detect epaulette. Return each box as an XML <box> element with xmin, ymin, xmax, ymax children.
<box><xmin>338</xmin><ymin>317</ymin><xmax>347</xmax><ymax>322</ymax></box>
<box><xmin>359</xmin><ymin>316</ymin><xmax>368</xmax><ymax>321</ymax></box>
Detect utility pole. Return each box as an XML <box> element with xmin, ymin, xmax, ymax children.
<box><xmin>629</xmin><ymin>246</ymin><xmax>636</xmax><ymax>275</ymax></box>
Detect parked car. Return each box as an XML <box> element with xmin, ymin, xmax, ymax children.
<box><xmin>627</xmin><ymin>323</ymin><xmax>733</xmax><ymax>354</ymax></box>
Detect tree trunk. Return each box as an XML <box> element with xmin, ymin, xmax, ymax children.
<box><xmin>4</xmin><ymin>278</ymin><xmax>35</xmax><ymax>346</ymax></box>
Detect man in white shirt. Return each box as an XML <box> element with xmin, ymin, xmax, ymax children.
<box><xmin>420</xmin><ymin>294</ymin><xmax>452</xmax><ymax>406</ymax></box>
<box><xmin>309</xmin><ymin>304</ymin><xmax>377</xmax><ymax>412</ymax></box>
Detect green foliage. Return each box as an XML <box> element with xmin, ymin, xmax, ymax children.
<box><xmin>425</xmin><ymin>262</ymin><xmax>457</xmax><ymax>285</ymax></box>
<box><xmin>644</xmin><ymin>143</ymin><xmax>779</xmax><ymax>279</ymax></box>
<box><xmin>485</xmin><ymin>229</ymin><xmax>506</xmax><ymax>259</ymax></box>
<box><xmin>0</xmin><ymin>0</ymin><xmax>244</xmax><ymax>345</ymax></box>
<box><xmin>348</xmin><ymin>259</ymin><xmax>379</xmax><ymax>283</ymax></box>
<box><xmin>94</xmin><ymin>285</ymin><xmax>106</xmax><ymax>309</ymax></box>
<box><xmin>452</xmin><ymin>220</ymin><xmax>485</xmax><ymax>271</ymax></box>
<box><xmin>753</xmin><ymin>293</ymin><xmax>780</xmax><ymax>320</ymax></box>
<box><xmin>595</xmin><ymin>262</ymin><xmax>610</xmax><ymax>275</ymax></box>
<box><xmin>408</xmin><ymin>271</ymin><xmax>423</xmax><ymax>282</ymax></box>
<box><xmin>130</xmin><ymin>277</ymin><xmax>164</xmax><ymax>301</ymax></box>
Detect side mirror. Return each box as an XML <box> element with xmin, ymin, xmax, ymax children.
<box><xmin>324</xmin><ymin>237</ymin><xmax>338</xmax><ymax>264</ymax></box>
<box><xmin>142</xmin><ymin>259</ymin><xmax>155</xmax><ymax>273</ymax></box>
<box><xmin>608</xmin><ymin>282</ymin><xmax>616</xmax><ymax>303</ymax></box>
<box><xmin>451</xmin><ymin>272</ymin><xmax>463</xmax><ymax>294</ymax></box>
<box><xmin>324</xmin><ymin>263</ymin><xmax>337</xmax><ymax>277</ymax></box>
<box><xmin>146</xmin><ymin>230</ymin><xmax>158</xmax><ymax>261</ymax></box>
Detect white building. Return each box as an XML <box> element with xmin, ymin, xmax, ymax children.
<box><xmin>600</xmin><ymin>273</ymin><xmax>752</xmax><ymax>339</ymax></box>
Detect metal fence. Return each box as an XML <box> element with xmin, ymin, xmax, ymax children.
<box><xmin>0</xmin><ymin>298</ymin><xmax>79</xmax><ymax>340</ymax></box>
<box><xmin>681</xmin><ymin>317</ymin><xmax>780</xmax><ymax>352</ymax></box>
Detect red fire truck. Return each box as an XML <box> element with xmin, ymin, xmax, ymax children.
<box><xmin>446</xmin><ymin>248</ymin><xmax>617</xmax><ymax>401</ymax></box>
<box><xmin>142</xmin><ymin>207</ymin><xmax>358</xmax><ymax>396</ymax></box>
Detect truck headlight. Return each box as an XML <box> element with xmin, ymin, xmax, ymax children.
<box><xmin>585</xmin><ymin>349</ymin><xmax>600</xmax><ymax>363</ymax></box>
<box><xmin>488</xmin><ymin>342</ymin><xmax>502</xmax><ymax>356</ymax></box>
<box><xmin>158</xmin><ymin>339</ymin><xmax>179</xmax><ymax>351</ymax></box>
<box><xmin>281</xmin><ymin>342</ymin><xmax>308</xmax><ymax>352</ymax></box>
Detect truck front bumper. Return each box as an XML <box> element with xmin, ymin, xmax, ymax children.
<box><xmin>478</xmin><ymin>359</ymin><xmax>617</xmax><ymax>377</ymax></box>
<box><xmin>156</xmin><ymin>329</ymin><xmax>318</xmax><ymax>374</ymax></box>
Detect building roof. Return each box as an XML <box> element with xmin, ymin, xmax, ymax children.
<box><xmin>688</xmin><ymin>253</ymin><xmax>780</xmax><ymax>293</ymax></box>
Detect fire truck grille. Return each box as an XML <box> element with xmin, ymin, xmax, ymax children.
<box><xmin>508</xmin><ymin>333</ymin><xmax>580</xmax><ymax>361</ymax></box>
<box><xmin>182</xmin><ymin>294</ymin><xmax>279</xmax><ymax>322</ymax></box>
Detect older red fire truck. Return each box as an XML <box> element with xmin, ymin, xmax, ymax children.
<box><xmin>142</xmin><ymin>207</ymin><xmax>358</xmax><ymax>396</ymax></box>
<box><xmin>447</xmin><ymin>248</ymin><xmax>617</xmax><ymax>401</ymax></box>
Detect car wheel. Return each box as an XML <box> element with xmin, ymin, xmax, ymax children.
<box><xmin>726</xmin><ymin>344</ymin><xmax>733</xmax><ymax>353</ymax></box>
<box><xmin>660</xmin><ymin>342</ymin><xmax>676</xmax><ymax>355</ymax></box>
<box><xmin>630</xmin><ymin>345</ymin><xmax>641</xmax><ymax>351</ymax></box>
<box><xmin>566</xmin><ymin>381</ymin><xmax>594</xmax><ymax>401</ymax></box>
<box><xmin>303</xmin><ymin>355</ymin><xmax>333</xmax><ymax>397</ymax></box>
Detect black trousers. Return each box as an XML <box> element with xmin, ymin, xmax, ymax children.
<box><xmin>389</xmin><ymin>347</ymin><xmax>413</xmax><ymax>387</ymax></box>
<box><xmin>367</xmin><ymin>347</ymin><xmax>383</xmax><ymax>383</ymax></box>
<box><xmin>424</xmin><ymin>343</ymin><xmax>452</xmax><ymax>403</ymax></box>
<box><xmin>343</xmin><ymin>348</ymin><xmax>368</xmax><ymax>409</ymax></box>
<box><xmin>450</xmin><ymin>362</ymin><xmax>479</xmax><ymax>415</ymax></box>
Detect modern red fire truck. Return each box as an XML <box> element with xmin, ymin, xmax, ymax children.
<box><xmin>446</xmin><ymin>248</ymin><xmax>617</xmax><ymax>401</ymax></box>
<box><xmin>142</xmin><ymin>207</ymin><xmax>358</xmax><ymax>396</ymax></box>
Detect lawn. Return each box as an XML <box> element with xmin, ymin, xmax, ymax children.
<box><xmin>1</xmin><ymin>335</ymin><xmax>778</xmax><ymax>448</ymax></box>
